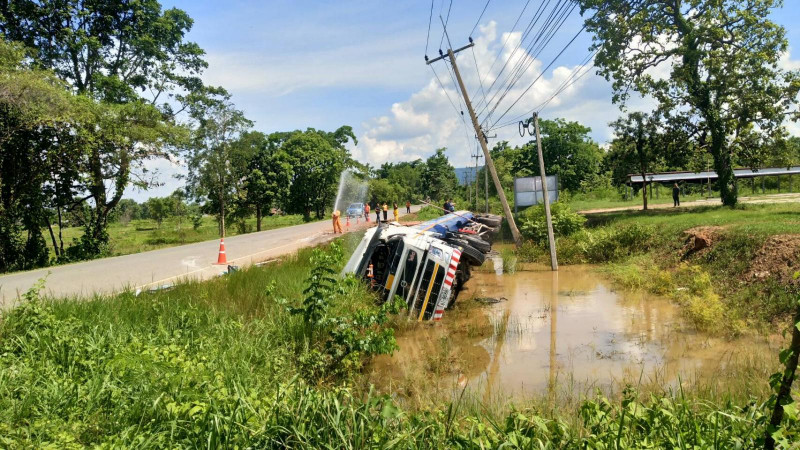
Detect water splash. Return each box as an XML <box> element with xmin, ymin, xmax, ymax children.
<box><xmin>333</xmin><ymin>169</ymin><xmax>369</xmax><ymax>214</ymax></box>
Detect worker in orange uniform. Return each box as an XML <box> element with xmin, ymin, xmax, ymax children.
<box><xmin>393</xmin><ymin>202</ymin><xmax>399</xmax><ymax>221</ymax></box>
<box><xmin>364</xmin><ymin>203</ymin><xmax>370</xmax><ymax>222</ymax></box>
<box><xmin>382</xmin><ymin>202</ymin><xmax>388</xmax><ymax>221</ymax></box>
<box><xmin>332</xmin><ymin>210</ymin><xmax>343</xmax><ymax>234</ymax></box>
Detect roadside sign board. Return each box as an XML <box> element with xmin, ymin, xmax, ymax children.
<box><xmin>513</xmin><ymin>175</ymin><xmax>559</xmax><ymax>212</ymax></box>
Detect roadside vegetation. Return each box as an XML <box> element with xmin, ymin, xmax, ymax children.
<box><xmin>517</xmin><ymin>202</ymin><xmax>800</xmax><ymax>335</ymax></box>
<box><xmin>2</xmin><ymin>232</ymin><xmax>799</xmax><ymax>447</ymax></box>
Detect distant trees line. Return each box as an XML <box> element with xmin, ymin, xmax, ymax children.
<box><xmin>0</xmin><ymin>0</ymin><xmax>360</xmax><ymax>273</ymax></box>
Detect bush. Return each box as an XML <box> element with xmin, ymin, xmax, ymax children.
<box><xmin>519</xmin><ymin>202</ymin><xmax>586</xmax><ymax>244</ymax></box>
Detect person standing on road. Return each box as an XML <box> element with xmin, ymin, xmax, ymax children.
<box><xmin>405</xmin><ymin>200</ymin><xmax>411</xmax><ymax>214</ymax></box>
<box><xmin>364</xmin><ymin>203</ymin><xmax>370</xmax><ymax>221</ymax></box>
<box><xmin>332</xmin><ymin>210</ymin><xmax>343</xmax><ymax>234</ymax></box>
<box><xmin>672</xmin><ymin>183</ymin><xmax>681</xmax><ymax>207</ymax></box>
<box><xmin>375</xmin><ymin>203</ymin><xmax>381</xmax><ymax>224</ymax></box>
<box><xmin>382</xmin><ymin>202</ymin><xmax>388</xmax><ymax>221</ymax></box>
<box><xmin>393</xmin><ymin>203</ymin><xmax>399</xmax><ymax>221</ymax></box>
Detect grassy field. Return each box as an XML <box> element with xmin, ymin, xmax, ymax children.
<box><xmin>565</xmin><ymin>184</ymin><xmax>799</xmax><ymax>211</ymax></box>
<box><xmin>2</xmin><ymin>222</ymin><xmax>799</xmax><ymax>446</ymax></box>
<box><xmin>47</xmin><ymin>214</ymin><xmax>310</xmax><ymax>259</ymax></box>
<box><xmin>519</xmin><ymin>202</ymin><xmax>800</xmax><ymax>334</ymax></box>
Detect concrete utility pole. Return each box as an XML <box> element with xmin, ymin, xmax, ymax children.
<box><xmin>533</xmin><ymin>113</ymin><xmax>558</xmax><ymax>271</ymax></box>
<box><xmin>428</xmin><ymin>43</ymin><xmax>522</xmax><ymax>246</ymax></box>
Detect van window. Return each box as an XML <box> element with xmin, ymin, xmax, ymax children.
<box><xmin>396</xmin><ymin>250</ymin><xmax>419</xmax><ymax>304</ymax></box>
<box><xmin>411</xmin><ymin>259</ymin><xmax>446</xmax><ymax>321</ymax></box>
<box><xmin>380</xmin><ymin>240</ymin><xmax>405</xmax><ymax>301</ymax></box>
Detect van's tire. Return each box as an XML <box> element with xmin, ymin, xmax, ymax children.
<box><xmin>475</xmin><ymin>216</ymin><xmax>501</xmax><ymax>228</ymax></box>
<box><xmin>454</xmin><ymin>233</ymin><xmax>491</xmax><ymax>253</ymax></box>
<box><xmin>458</xmin><ymin>243</ymin><xmax>486</xmax><ymax>266</ymax></box>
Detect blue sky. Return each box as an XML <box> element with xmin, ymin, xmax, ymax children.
<box><xmin>128</xmin><ymin>0</ymin><xmax>800</xmax><ymax>200</ymax></box>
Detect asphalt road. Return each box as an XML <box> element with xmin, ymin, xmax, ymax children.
<box><xmin>0</xmin><ymin>206</ymin><xmax>421</xmax><ymax>307</ymax></box>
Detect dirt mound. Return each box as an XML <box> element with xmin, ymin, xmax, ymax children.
<box><xmin>745</xmin><ymin>235</ymin><xmax>800</xmax><ymax>285</ymax></box>
<box><xmin>682</xmin><ymin>226</ymin><xmax>725</xmax><ymax>257</ymax></box>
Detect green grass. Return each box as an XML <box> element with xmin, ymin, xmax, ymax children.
<box><xmin>2</xmin><ymin>237</ymin><xmax>793</xmax><ymax>447</ymax></box>
<box><xmin>3</xmin><ymin>224</ymin><xmax>800</xmax><ymax>447</ymax></box>
<box><xmin>565</xmin><ymin>184</ymin><xmax>799</xmax><ymax>211</ymax></box>
<box><xmin>46</xmin><ymin>214</ymin><xmax>310</xmax><ymax>259</ymax></box>
<box><xmin>519</xmin><ymin>202</ymin><xmax>800</xmax><ymax>332</ymax></box>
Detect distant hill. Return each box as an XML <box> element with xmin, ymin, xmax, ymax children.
<box><xmin>454</xmin><ymin>166</ymin><xmax>484</xmax><ymax>185</ymax></box>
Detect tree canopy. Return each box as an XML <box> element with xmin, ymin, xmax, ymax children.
<box><xmin>578</xmin><ymin>0</ymin><xmax>800</xmax><ymax>205</ymax></box>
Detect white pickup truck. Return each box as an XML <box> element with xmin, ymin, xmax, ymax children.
<box><xmin>342</xmin><ymin>211</ymin><xmax>501</xmax><ymax>321</ymax></box>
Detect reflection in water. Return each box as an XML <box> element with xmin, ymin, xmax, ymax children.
<box><xmin>369</xmin><ymin>266</ymin><xmax>776</xmax><ymax>401</ymax></box>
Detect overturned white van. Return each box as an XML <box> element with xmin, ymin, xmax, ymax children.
<box><xmin>342</xmin><ymin>211</ymin><xmax>501</xmax><ymax>321</ymax></box>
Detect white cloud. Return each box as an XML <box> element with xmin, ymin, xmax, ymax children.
<box><xmin>358</xmin><ymin>22</ymin><xmax>616</xmax><ymax>167</ymax></box>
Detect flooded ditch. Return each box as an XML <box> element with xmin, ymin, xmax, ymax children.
<box><xmin>368</xmin><ymin>265</ymin><xmax>778</xmax><ymax>405</ymax></box>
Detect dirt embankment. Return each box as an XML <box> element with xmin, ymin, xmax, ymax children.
<box><xmin>745</xmin><ymin>235</ymin><xmax>800</xmax><ymax>286</ymax></box>
<box><xmin>682</xmin><ymin>226</ymin><xmax>725</xmax><ymax>257</ymax></box>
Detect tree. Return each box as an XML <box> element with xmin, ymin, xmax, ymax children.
<box><xmin>578</xmin><ymin>0</ymin><xmax>800</xmax><ymax>205</ymax></box>
<box><xmin>186</xmin><ymin>97</ymin><xmax>252</xmax><ymax>237</ymax></box>
<box><xmin>515</xmin><ymin>119</ymin><xmax>603</xmax><ymax>192</ymax></box>
<box><xmin>170</xmin><ymin>189</ymin><xmax>188</xmax><ymax>230</ymax></box>
<box><xmin>281</xmin><ymin>127</ymin><xmax>355</xmax><ymax>220</ymax></box>
<box><xmin>1</xmin><ymin>0</ymin><xmax>214</xmax><ymax>254</ymax></box>
<box><xmin>0</xmin><ymin>37</ymin><xmax>86</xmax><ymax>271</ymax></box>
<box><xmin>145</xmin><ymin>197</ymin><xmax>169</xmax><ymax>228</ymax></box>
<box><xmin>609</xmin><ymin>113</ymin><xmax>663</xmax><ymax>210</ymax></box>
<box><xmin>421</xmin><ymin>148</ymin><xmax>458</xmax><ymax>202</ymax></box>
<box><xmin>235</xmin><ymin>132</ymin><xmax>292</xmax><ymax>231</ymax></box>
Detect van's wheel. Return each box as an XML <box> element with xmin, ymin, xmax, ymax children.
<box><xmin>447</xmin><ymin>265</ymin><xmax>471</xmax><ymax>309</ymax></box>
<box><xmin>453</xmin><ymin>233</ymin><xmax>491</xmax><ymax>253</ymax></box>
<box><xmin>476</xmin><ymin>217</ymin><xmax>501</xmax><ymax>228</ymax></box>
<box><xmin>458</xmin><ymin>243</ymin><xmax>486</xmax><ymax>266</ymax></box>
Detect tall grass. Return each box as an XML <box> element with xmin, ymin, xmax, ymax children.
<box><xmin>0</xmin><ymin>229</ymin><xmax>795</xmax><ymax>447</ymax></box>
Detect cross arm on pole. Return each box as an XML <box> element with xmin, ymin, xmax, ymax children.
<box><xmin>425</xmin><ymin>42</ymin><xmax>475</xmax><ymax>65</ymax></box>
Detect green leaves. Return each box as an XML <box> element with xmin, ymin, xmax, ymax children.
<box><xmin>578</xmin><ymin>0</ymin><xmax>800</xmax><ymax>206</ymax></box>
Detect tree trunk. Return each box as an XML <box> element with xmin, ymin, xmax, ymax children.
<box><xmin>635</xmin><ymin>119</ymin><xmax>648</xmax><ymax>211</ymax></box>
<box><xmin>765</xmin><ymin>306</ymin><xmax>800</xmax><ymax>450</ymax></box>
<box><xmin>46</xmin><ymin>220</ymin><xmax>60</xmax><ymax>258</ymax></box>
<box><xmin>220</xmin><ymin>196</ymin><xmax>226</xmax><ymax>238</ymax></box>
<box><xmin>256</xmin><ymin>205</ymin><xmax>262</xmax><ymax>232</ymax></box>
<box><xmin>709</xmin><ymin>125</ymin><xmax>737</xmax><ymax>206</ymax></box>
<box><xmin>57</xmin><ymin>205</ymin><xmax>64</xmax><ymax>256</ymax></box>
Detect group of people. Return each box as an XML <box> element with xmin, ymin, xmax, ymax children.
<box><xmin>333</xmin><ymin>200</ymin><xmax>412</xmax><ymax>233</ymax></box>
<box><xmin>371</xmin><ymin>200</ymin><xmax>411</xmax><ymax>223</ymax></box>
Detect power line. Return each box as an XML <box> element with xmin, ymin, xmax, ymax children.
<box><xmin>438</xmin><ymin>0</ymin><xmax>453</xmax><ymax>50</ymax></box>
<box><xmin>470</xmin><ymin>45</ymin><xmax>488</xmax><ymax>112</ymax></box>
<box><xmin>473</xmin><ymin>0</ymin><xmax>533</xmax><ymax>108</ymax></box>
<box><xmin>488</xmin><ymin>22</ymin><xmax>586</xmax><ymax>129</ymax></box>
<box><xmin>474</xmin><ymin>0</ymin><xmax>570</xmax><ymax>121</ymax></box>
<box><xmin>470</xmin><ymin>0</ymin><xmax>491</xmax><ymax>38</ymax></box>
<box><xmin>425</xmin><ymin>0</ymin><xmax>434</xmax><ymax>56</ymax></box>
<box><xmin>478</xmin><ymin>0</ymin><xmax>574</xmax><ymax>122</ymax></box>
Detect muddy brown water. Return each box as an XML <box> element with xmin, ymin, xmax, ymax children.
<box><xmin>369</xmin><ymin>265</ymin><xmax>776</xmax><ymax>402</ymax></box>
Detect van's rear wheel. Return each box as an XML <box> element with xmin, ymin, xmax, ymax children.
<box><xmin>457</xmin><ymin>243</ymin><xmax>486</xmax><ymax>266</ymax></box>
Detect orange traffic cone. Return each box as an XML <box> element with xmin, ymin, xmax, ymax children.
<box><xmin>215</xmin><ymin>238</ymin><xmax>227</xmax><ymax>264</ymax></box>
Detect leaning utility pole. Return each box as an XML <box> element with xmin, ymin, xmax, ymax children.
<box><xmin>533</xmin><ymin>112</ymin><xmax>558</xmax><ymax>270</ymax></box>
<box><xmin>427</xmin><ymin>42</ymin><xmax>522</xmax><ymax>246</ymax></box>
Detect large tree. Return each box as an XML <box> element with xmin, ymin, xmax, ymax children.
<box><xmin>234</xmin><ymin>131</ymin><xmax>292</xmax><ymax>231</ymax></box>
<box><xmin>515</xmin><ymin>118</ymin><xmax>604</xmax><ymax>192</ymax></box>
<box><xmin>578</xmin><ymin>0</ymin><xmax>800</xmax><ymax>205</ymax></box>
<box><xmin>281</xmin><ymin>129</ymin><xmax>351</xmax><ymax>221</ymax></box>
<box><xmin>421</xmin><ymin>148</ymin><xmax>458</xmax><ymax>202</ymax></box>
<box><xmin>0</xmin><ymin>0</ymin><xmax>213</xmax><ymax>253</ymax></box>
<box><xmin>186</xmin><ymin>97</ymin><xmax>252</xmax><ymax>237</ymax></box>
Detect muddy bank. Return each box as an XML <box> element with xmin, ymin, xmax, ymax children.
<box><xmin>368</xmin><ymin>266</ymin><xmax>777</xmax><ymax>404</ymax></box>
